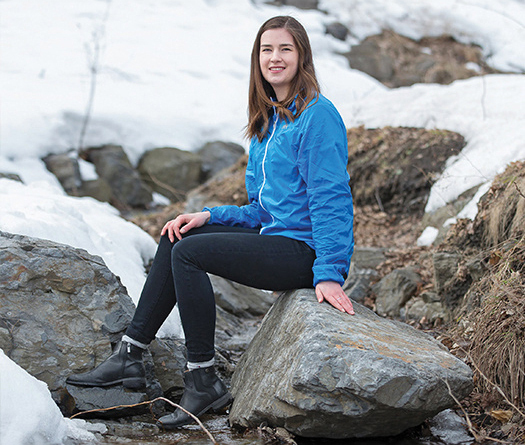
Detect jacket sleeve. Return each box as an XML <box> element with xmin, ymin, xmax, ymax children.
<box><xmin>296</xmin><ymin>102</ymin><xmax>354</xmax><ymax>286</ymax></box>
<box><xmin>203</xmin><ymin>149</ymin><xmax>262</xmax><ymax>229</ymax></box>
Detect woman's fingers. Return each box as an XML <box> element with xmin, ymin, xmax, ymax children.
<box><xmin>160</xmin><ymin>212</ymin><xmax>211</xmax><ymax>243</ymax></box>
<box><xmin>315</xmin><ymin>281</ymin><xmax>355</xmax><ymax>315</ymax></box>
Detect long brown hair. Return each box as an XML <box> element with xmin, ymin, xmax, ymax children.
<box><xmin>246</xmin><ymin>16</ymin><xmax>320</xmax><ymax>142</ymax></box>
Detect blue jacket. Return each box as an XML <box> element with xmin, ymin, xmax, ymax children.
<box><xmin>204</xmin><ymin>94</ymin><xmax>354</xmax><ymax>286</ymax></box>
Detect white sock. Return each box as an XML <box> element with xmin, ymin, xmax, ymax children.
<box><xmin>121</xmin><ymin>335</ymin><xmax>148</xmax><ymax>350</ymax></box>
<box><xmin>187</xmin><ymin>358</ymin><xmax>215</xmax><ymax>370</ymax></box>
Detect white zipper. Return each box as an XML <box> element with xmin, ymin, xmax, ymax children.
<box><xmin>259</xmin><ymin>114</ymin><xmax>277</xmax><ymax>233</ymax></box>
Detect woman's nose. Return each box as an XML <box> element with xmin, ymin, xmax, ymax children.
<box><xmin>270</xmin><ymin>50</ymin><xmax>282</xmax><ymax>62</ymax></box>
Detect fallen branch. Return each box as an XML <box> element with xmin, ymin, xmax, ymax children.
<box><xmin>69</xmin><ymin>396</ymin><xmax>218</xmax><ymax>444</ymax></box>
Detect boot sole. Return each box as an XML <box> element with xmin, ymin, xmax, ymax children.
<box><xmin>66</xmin><ymin>376</ymin><xmax>146</xmax><ymax>390</ymax></box>
<box><xmin>159</xmin><ymin>392</ymin><xmax>233</xmax><ymax>430</ymax></box>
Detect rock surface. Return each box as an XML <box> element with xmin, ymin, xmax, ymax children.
<box><xmin>347</xmin><ymin>126</ymin><xmax>465</xmax><ymax>216</ymax></box>
<box><xmin>196</xmin><ymin>141</ymin><xmax>245</xmax><ymax>182</ymax></box>
<box><xmin>0</xmin><ymin>231</ymin><xmax>135</xmax><ymax>392</ymax></box>
<box><xmin>373</xmin><ymin>266</ymin><xmax>421</xmax><ymax>318</ymax></box>
<box><xmin>344</xmin><ymin>30</ymin><xmax>500</xmax><ymax>88</ymax></box>
<box><xmin>0</xmin><ymin>230</ymin><xmax>275</xmax><ymax>417</ymax></box>
<box><xmin>229</xmin><ymin>289</ymin><xmax>473</xmax><ymax>438</ymax></box>
<box><xmin>81</xmin><ymin>144</ymin><xmax>153</xmax><ymax>208</ymax></box>
<box><xmin>137</xmin><ymin>146</ymin><xmax>202</xmax><ymax>202</ymax></box>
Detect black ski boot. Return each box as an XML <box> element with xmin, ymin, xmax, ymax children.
<box><xmin>157</xmin><ymin>366</ymin><xmax>232</xmax><ymax>429</ymax></box>
<box><xmin>66</xmin><ymin>341</ymin><xmax>146</xmax><ymax>389</ymax></box>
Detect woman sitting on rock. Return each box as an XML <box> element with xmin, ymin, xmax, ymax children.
<box><xmin>66</xmin><ymin>15</ymin><xmax>354</xmax><ymax>429</ymax></box>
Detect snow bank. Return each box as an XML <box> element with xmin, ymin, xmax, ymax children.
<box><xmin>0</xmin><ymin>350</ymin><xmax>102</xmax><ymax>445</ymax></box>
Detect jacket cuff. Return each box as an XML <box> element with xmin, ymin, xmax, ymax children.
<box><xmin>202</xmin><ymin>207</ymin><xmax>216</xmax><ymax>224</ymax></box>
<box><xmin>312</xmin><ymin>264</ymin><xmax>347</xmax><ymax>287</ymax></box>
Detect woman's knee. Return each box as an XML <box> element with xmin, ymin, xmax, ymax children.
<box><xmin>171</xmin><ymin>236</ymin><xmax>199</xmax><ymax>267</ymax></box>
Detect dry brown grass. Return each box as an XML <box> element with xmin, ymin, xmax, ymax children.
<box><xmin>481</xmin><ymin>161</ymin><xmax>525</xmax><ymax>248</ymax></box>
<box><xmin>467</xmin><ymin>236</ymin><xmax>525</xmax><ymax>410</ymax></box>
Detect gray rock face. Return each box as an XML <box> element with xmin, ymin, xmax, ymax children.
<box><xmin>229</xmin><ymin>289</ymin><xmax>473</xmax><ymax>438</ymax></box>
<box><xmin>0</xmin><ymin>231</ymin><xmax>135</xmax><ymax>393</ymax></box>
<box><xmin>196</xmin><ymin>141</ymin><xmax>245</xmax><ymax>181</ymax></box>
<box><xmin>373</xmin><ymin>266</ymin><xmax>421</xmax><ymax>318</ymax></box>
<box><xmin>42</xmin><ymin>152</ymin><xmax>82</xmax><ymax>194</ymax></box>
<box><xmin>344</xmin><ymin>31</ymin><xmax>497</xmax><ymax>88</ymax></box>
<box><xmin>82</xmin><ymin>144</ymin><xmax>153</xmax><ymax>208</ymax></box>
<box><xmin>325</xmin><ymin>21</ymin><xmax>349</xmax><ymax>41</ymax></box>
<box><xmin>138</xmin><ymin>147</ymin><xmax>202</xmax><ymax>202</ymax></box>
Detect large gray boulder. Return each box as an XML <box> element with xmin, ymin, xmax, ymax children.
<box><xmin>42</xmin><ymin>152</ymin><xmax>82</xmax><ymax>194</ymax></box>
<box><xmin>229</xmin><ymin>289</ymin><xmax>473</xmax><ymax>438</ymax></box>
<box><xmin>0</xmin><ymin>231</ymin><xmax>135</xmax><ymax>391</ymax></box>
<box><xmin>81</xmin><ymin>144</ymin><xmax>153</xmax><ymax>208</ymax></box>
<box><xmin>0</xmin><ymin>231</ymin><xmax>160</xmax><ymax>416</ymax></box>
<box><xmin>373</xmin><ymin>266</ymin><xmax>422</xmax><ymax>318</ymax></box>
<box><xmin>137</xmin><ymin>147</ymin><xmax>202</xmax><ymax>202</ymax></box>
<box><xmin>196</xmin><ymin>141</ymin><xmax>245</xmax><ymax>181</ymax></box>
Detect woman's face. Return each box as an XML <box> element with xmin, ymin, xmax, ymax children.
<box><xmin>259</xmin><ymin>28</ymin><xmax>299</xmax><ymax>102</ymax></box>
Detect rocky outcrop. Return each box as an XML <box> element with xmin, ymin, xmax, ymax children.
<box><xmin>343</xmin><ymin>247</ymin><xmax>386</xmax><ymax>304</ymax></box>
<box><xmin>268</xmin><ymin>0</ymin><xmax>319</xmax><ymax>10</ymax></box>
<box><xmin>344</xmin><ymin>30</ymin><xmax>501</xmax><ymax>88</ymax></box>
<box><xmin>373</xmin><ymin>266</ymin><xmax>421</xmax><ymax>318</ymax></box>
<box><xmin>229</xmin><ymin>289</ymin><xmax>473</xmax><ymax>438</ymax></box>
<box><xmin>42</xmin><ymin>152</ymin><xmax>82</xmax><ymax>194</ymax></box>
<box><xmin>347</xmin><ymin>126</ymin><xmax>465</xmax><ymax>216</ymax></box>
<box><xmin>0</xmin><ymin>172</ymin><xmax>22</xmax><ymax>182</ymax></box>
<box><xmin>184</xmin><ymin>155</ymin><xmax>249</xmax><ymax>213</ymax></box>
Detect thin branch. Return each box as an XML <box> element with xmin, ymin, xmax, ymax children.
<box><xmin>442</xmin><ymin>378</ymin><xmax>483</xmax><ymax>442</ymax></box>
<box><xmin>465</xmin><ymin>349</ymin><xmax>525</xmax><ymax>419</ymax></box>
<box><xmin>514</xmin><ymin>182</ymin><xmax>525</xmax><ymax>200</ymax></box>
<box><xmin>443</xmin><ymin>378</ymin><xmax>514</xmax><ymax>444</ymax></box>
<box><xmin>69</xmin><ymin>396</ymin><xmax>218</xmax><ymax>444</ymax></box>
<box><xmin>78</xmin><ymin>0</ymin><xmax>112</xmax><ymax>152</ymax></box>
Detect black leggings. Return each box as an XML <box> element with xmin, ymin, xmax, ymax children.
<box><xmin>125</xmin><ymin>224</ymin><xmax>316</xmax><ymax>362</ymax></box>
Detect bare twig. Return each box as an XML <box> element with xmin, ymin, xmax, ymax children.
<box><xmin>441</xmin><ymin>332</ymin><xmax>525</xmax><ymax>420</ymax></box>
<box><xmin>78</xmin><ymin>0</ymin><xmax>112</xmax><ymax>151</ymax></box>
<box><xmin>442</xmin><ymin>378</ymin><xmax>483</xmax><ymax>442</ymax></box>
<box><xmin>374</xmin><ymin>188</ymin><xmax>385</xmax><ymax>212</ymax></box>
<box><xmin>514</xmin><ymin>182</ymin><xmax>525</xmax><ymax>200</ymax></box>
<box><xmin>69</xmin><ymin>396</ymin><xmax>218</xmax><ymax>444</ymax></box>
<box><xmin>465</xmin><ymin>350</ymin><xmax>525</xmax><ymax>419</ymax></box>
<box><xmin>443</xmin><ymin>378</ymin><xmax>514</xmax><ymax>444</ymax></box>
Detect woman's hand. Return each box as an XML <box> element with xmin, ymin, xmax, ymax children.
<box><xmin>315</xmin><ymin>281</ymin><xmax>354</xmax><ymax>315</ymax></box>
<box><xmin>161</xmin><ymin>211</ymin><xmax>211</xmax><ymax>242</ymax></box>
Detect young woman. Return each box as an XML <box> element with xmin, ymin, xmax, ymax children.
<box><xmin>67</xmin><ymin>15</ymin><xmax>354</xmax><ymax>429</ymax></box>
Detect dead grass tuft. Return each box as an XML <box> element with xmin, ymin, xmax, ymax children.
<box><xmin>467</xmin><ymin>236</ymin><xmax>525</xmax><ymax>411</ymax></box>
<box><xmin>481</xmin><ymin>161</ymin><xmax>525</xmax><ymax>248</ymax></box>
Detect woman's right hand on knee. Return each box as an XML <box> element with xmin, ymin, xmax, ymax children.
<box><xmin>161</xmin><ymin>211</ymin><xmax>211</xmax><ymax>242</ymax></box>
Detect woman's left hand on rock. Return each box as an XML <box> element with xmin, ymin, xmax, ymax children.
<box><xmin>315</xmin><ymin>281</ymin><xmax>355</xmax><ymax>315</ymax></box>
